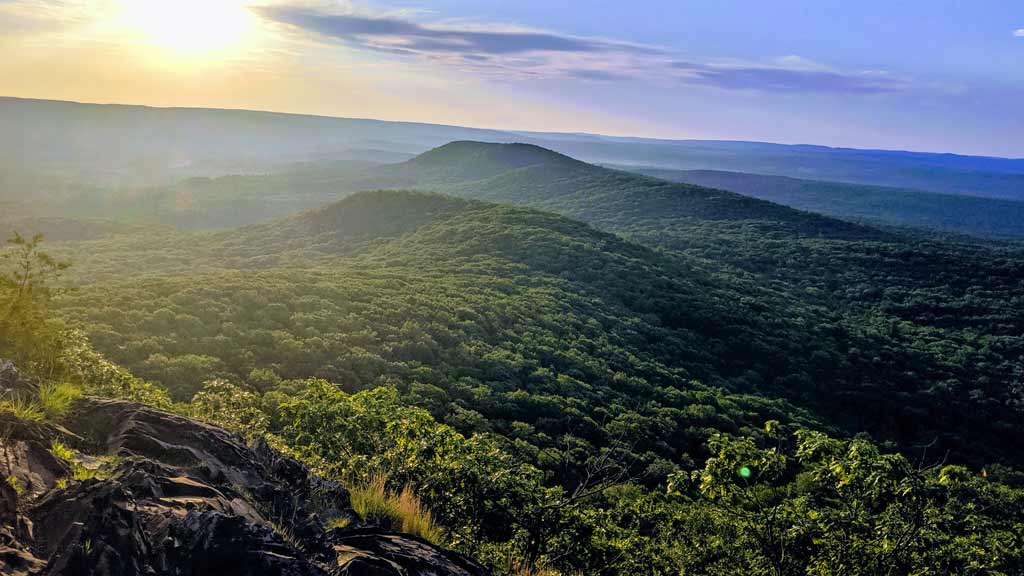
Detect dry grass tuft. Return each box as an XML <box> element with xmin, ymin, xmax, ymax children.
<box><xmin>348</xmin><ymin>474</ymin><xmax>444</xmax><ymax>543</ymax></box>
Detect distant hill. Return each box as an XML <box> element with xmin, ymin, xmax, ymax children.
<box><xmin>264</xmin><ymin>140</ymin><xmax>883</xmax><ymax>242</ymax></box>
<box><xmin>538</xmin><ymin>138</ymin><xmax>1024</xmax><ymax>200</ymax></box>
<box><xmin>3</xmin><ymin>97</ymin><xmax>1022</xmax><ymax>198</ymax></box>
<box><xmin>404</xmin><ymin>142</ymin><xmax>881</xmax><ymax>241</ymax></box>
<box><xmin>8</xmin><ymin>139</ymin><xmax>885</xmax><ymax>242</ymax></box>
<box><xmin>0</xmin><ymin>97</ymin><xmax>517</xmax><ymax>186</ymax></box>
<box><xmin>0</xmin><ymin>216</ymin><xmax>138</xmax><ymax>242</ymax></box>
<box><xmin>624</xmin><ymin>167</ymin><xmax>1024</xmax><ymax>238</ymax></box>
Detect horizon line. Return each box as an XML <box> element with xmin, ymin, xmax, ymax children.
<box><xmin>3</xmin><ymin>94</ymin><xmax>1021</xmax><ymax>162</ymax></box>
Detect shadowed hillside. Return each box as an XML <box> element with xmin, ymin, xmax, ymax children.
<box><xmin>626</xmin><ymin>167</ymin><xmax>1024</xmax><ymax>238</ymax></box>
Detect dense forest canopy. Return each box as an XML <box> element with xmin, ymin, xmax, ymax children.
<box><xmin>3</xmin><ymin>138</ymin><xmax>1024</xmax><ymax>575</ymax></box>
<box><xmin>626</xmin><ymin>166</ymin><xmax>1024</xmax><ymax>238</ymax></box>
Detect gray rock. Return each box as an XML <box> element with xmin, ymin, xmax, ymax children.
<box><xmin>0</xmin><ymin>395</ymin><xmax>489</xmax><ymax>576</ymax></box>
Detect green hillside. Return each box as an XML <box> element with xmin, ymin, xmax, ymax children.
<box><xmin>6</xmin><ymin>141</ymin><xmax>1024</xmax><ymax>576</ymax></box>
<box><xmin>49</xmin><ymin>189</ymin><xmax>1024</xmax><ymax>469</ymax></box>
<box><xmin>628</xmin><ymin>167</ymin><xmax>1024</xmax><ymax>238</ymax></box>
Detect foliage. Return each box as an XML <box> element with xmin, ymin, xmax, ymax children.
<box><xmin>0</xmin><ymin>232</ymin><xmax>69</xmax><ymax>374</ymax></box>
<box><xmin>0</xmin><ymin>234</ymin><xmax>169</xmax><ymax>409</ymax></box>
<box><xmin>53</xmin><ymin>188</ymin><xmax>1024</xmax><ymax>470</ymax></box>
<box><xmin>278</xmin><ymin>381</ymin><xmax>542</xmax><ymax>548</ymax></box>
<box><xmin>188</xmin><ymin>379</ymin><xmax>267</xmax><ymax>437</ymax></box>
<box><xmin>664</xmin><ymin>427</ymin><xmax>1024</xmax><ymax>575</ymax></box>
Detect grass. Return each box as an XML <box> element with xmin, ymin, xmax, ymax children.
<box><xmin>348</xmin><ymin>475</ymin><xmax>444</xmax><ymax>543</ymax></box>
<box><xmin>49</xmin><ymin>440</ymin><xmax>112</xmax><ymax>481</ymax></box>
<box><xmin>4</xmin><ymin>475</ymin><xmax>23</xmax><ymax>495</ymax></box>
<box><xmin>349</xmin><ymin>475</ymin><xmax>394</xmax><ymax>524</ymax></box>
<box><xmin>0</xmin><ymin>392</ymin><xmax>44</xmax><ymax>422</ymax></box>
<box><xmin>325</xmin><ymin>515</ymin><xmax>352</xmax><ymax>530</ymax></box>
<box><xmin>38</xmin><ymin>382</ymin><xmax>82</xmax><ymax>420</ymax></box>
<box><xmin>395</xmin><ymin>486</ymin><xmax>443</xmax><ymax>543</ymax></box>
<box><xmin>0</xmin><ymin>381</ymin><xmax>81</xmax><ymax>423</ymax></box>
<box><xmin>49</xmin><ymin>439</ymin><xmax>75</xmax><ymax>462</ymax></box>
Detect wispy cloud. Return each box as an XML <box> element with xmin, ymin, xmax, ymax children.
<box><xmin>254</xmin><ymin>3</ymin><xmax>910</xmax><ymax>95</ymax></box>
<box><xmin>1015</xmin><ymin>28</ymin><xmax>1024</xmax><ymax>37</ymax></box>
<box><xmin>670</xmin><ymin>60</ymin><xmax>906</xmax><ymax>94</ymax></box>
<box><xmin>253</xmin><ymin>5</ymin><xmax>657</xmax><ymax>57</ymax></box>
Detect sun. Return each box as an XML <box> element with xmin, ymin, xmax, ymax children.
<box><xmin>119</xmin><ymin>0</ymin><xmax>254</xmax><ymax>54</ymax></box>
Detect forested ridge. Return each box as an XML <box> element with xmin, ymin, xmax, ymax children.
<box><xmin>625</xmin><ymin>166</ymin><xmax>1024</xmax><ymax>238</ymax></box>
<box><xmin>3</xmin><ymin>141</ymin><xmax>1024</xmax><ymax>575</ymax></box>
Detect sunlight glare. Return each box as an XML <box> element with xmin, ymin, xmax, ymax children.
<box><xmin>119</xmin><ymin>0</ymin><xmax>254</xmax><ymax>54</ymax></box>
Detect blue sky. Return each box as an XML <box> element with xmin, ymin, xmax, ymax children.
<box><xmin>1</xmin><ymin>0</ymin><xmax>1022</xmax><ymax>156</ymax></box>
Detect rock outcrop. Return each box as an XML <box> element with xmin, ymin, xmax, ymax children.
<box><xmin>0</xmin><ymin>396</ymin><xmax>488</xmax><ymax>576</ymax></box>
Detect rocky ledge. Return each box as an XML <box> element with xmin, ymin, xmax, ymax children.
<box><xmin>1</xmin><ymin>389</ymin><xmax>487</xmax><ymax>576</ymax></box>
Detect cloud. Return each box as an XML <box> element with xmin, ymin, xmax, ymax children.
<box><xmin>254</xmin><ymin>4</ymin><xmax>910</xmax><ymax>95</ymax></box>
<box><xmin>670</xmin><ymin>61</ymin><xmax>906</xmax><ymax>94</ymax></box>
<box><xmin>254</xmin><ymin>6</ymin><xmax>656</xmax><ymax>57</ymax></box>
<box><xmin>1015</xmin><ymin>28</ymin><xmax>1024</xmax><ymax>37</ymax></box>
<box><xmin>565</xmin><ymin>68</ymin><xmax>630</xmax><ymax>82</ymax></box>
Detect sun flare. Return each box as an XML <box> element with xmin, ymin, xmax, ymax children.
<box><xmin>119</xmin><ymin>0</ymin><xmax>254</xmax><ymax>54</ymax></box>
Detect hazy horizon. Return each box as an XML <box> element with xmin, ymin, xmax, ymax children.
<box><xmin>5</xmin><ymin>94</ymin><xmax>1023</xmax><ymax>161</ymax></box>
<box><xmin>1</xmin><ymin>1</ymin><xmax>1021</xmax><ymax>157</ymax></box>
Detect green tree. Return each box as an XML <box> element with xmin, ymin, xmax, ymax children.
<box><xmin>670</xmin><ymin>426</ymin><xmax>1024</xmax><ymax>576</ymax></box>
<box><xmin>0</xmin><ymin>233</ymin><xmax>69</xmax><ymax>373</ymax></box>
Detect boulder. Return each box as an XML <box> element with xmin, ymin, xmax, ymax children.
<box><xmin>0</xmin><ymin>396</ymin><xmax>488</xmax><ymax>576</ymax></box>
<box><xmin>0</xmin><ymin>360</ymin><xmax>36</xmax><ymax>396</ymax></box>
<box><xmin>333</xmin><ymin>530</ymin><xmax>489</xmax><ymax>576</ymax></box>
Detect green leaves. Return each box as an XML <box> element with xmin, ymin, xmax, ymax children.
<box><xmin>0</xmin><ymin>232</ymin><xmax>69</xmax><ymax>373</ymax></box>
<box><xmin>679</xmin><ymin>427</ymin><xmax>1024</xmax><ymax>576</ymax></box>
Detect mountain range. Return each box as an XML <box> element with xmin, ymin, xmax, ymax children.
<box><xmin>4</xmin><ymin>96</ymin><xmax>1023</xmax><ymax>200</ymax></box>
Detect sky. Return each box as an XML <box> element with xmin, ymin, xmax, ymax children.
<box><xmin>1</xmin><ymin>0</ymin><xmax>1022</xmax><ymax>157</ymax></box>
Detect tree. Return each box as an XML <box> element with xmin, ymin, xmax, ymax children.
<box><xmin>0</xmin><ymin>233</ymin><xmax>69</xmax><ymax>373</ymax></box>
<box><xmin>669</xmin><ymin>424</ymin><xmax>1024</xmax><ymax>575</ymax></box>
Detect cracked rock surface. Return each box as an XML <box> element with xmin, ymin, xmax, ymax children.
<box><xmin>1</xmin><ymin>391</ymin><xmax>488</xmax><ymax>576</ymax></box>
